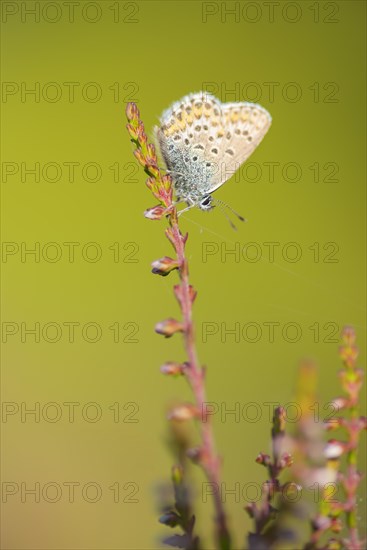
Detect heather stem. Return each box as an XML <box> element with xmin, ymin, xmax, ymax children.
<box><xmin>125</xmin><ymin>102</ymin><xmax>231</xmax><ymax>548</ymax></box>
<box><xmin>170</xmin><ymin>213</ymin><xmax>231</xmax><ymax>550</ymax></box>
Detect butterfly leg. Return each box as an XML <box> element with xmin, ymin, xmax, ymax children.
<box><xmin>177</xmin><ymin>197</ymin><xmax>196</xmax><ymax>217</ymax></box>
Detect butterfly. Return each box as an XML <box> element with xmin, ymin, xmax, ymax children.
<box><xmin>154</xmin><ymin>91</ymin><xmax>272</xmax><ymax>216</ymax></box>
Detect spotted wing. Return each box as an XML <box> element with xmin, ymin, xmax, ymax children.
<box><xmin>205</xmin><ymin>101</ymin><xmax>272</xmax><ymax>194</ymax></box>
<box><xmin>154</xmin><ymin>93</ymin><xmax>272</xmax><ymax>202</ymax></box>
<box><xmin>154</xmin><ymin>92</ymin><xmax>228</xmax><ymax>202</ymax></box>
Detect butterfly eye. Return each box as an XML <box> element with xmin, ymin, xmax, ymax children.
<box><xmin>200</xmin><ymin>196</ymin><xmax>212</xmax><ymax>208</ymax></box>
<box><xmin>192</xmin><ymin>156</ymin><xmax>198</xmax><ymax>161</ymax></box>
<box><xmin>199</xmin><ymin>195</ymin><xmax>214</xmax><ymax>211</ymax></box>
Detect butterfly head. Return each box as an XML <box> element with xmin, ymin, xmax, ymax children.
<box><xmin>198</xmin><ymin>195</ymin><xmax>214</xmax><ymax>211</ymax></box>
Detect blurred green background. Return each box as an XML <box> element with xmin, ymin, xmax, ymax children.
<box><xmin>1</xmin><ymin>1</ymin><xmax>365</xmax><ymax>548</ymax></box>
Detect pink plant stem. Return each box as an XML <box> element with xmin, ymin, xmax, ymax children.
<box><xmin>125</xmin><ymin>102</ymin><xmax>230</xmax><ymax>547</ymax></box>
<box><xmin>171</xmin><ymin>214</ymin><xmax>230</xmax><ymax>548</ymax></box>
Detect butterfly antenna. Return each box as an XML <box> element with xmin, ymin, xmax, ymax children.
<box><xmin>214</xmin><ymin>197</ymin><xmax>246</xmax><ymax>222</ymax></box>
<box><xmin>212</xmin><ymin>198</ymin><xmax>246</xmax><ymax>230</ymax></box>
<box><xmin>212</xmin><ymin>199</ymin><xmax>238</xmax><ymax>231</ymax></box>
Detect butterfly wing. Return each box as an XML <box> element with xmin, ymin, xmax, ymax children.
<box><xmin>205</xmin><ymin>101</ymin><xmax>272</xmax><ymax>194</ymax></box>
<box><xmin>154</xmin><ymin>92</ymin><xmax>228</xmax><ymax>202</ymax></box>
<box><xmin>155</xmin><ymin>93</ymin><xmax>272</xmax><ymax>202</ymax></box>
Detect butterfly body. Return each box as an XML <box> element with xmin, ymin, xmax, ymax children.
<box><xmin>155</xmin><ymin>92</ymin><xmax>272</xmax><ymax>210</ymax></box>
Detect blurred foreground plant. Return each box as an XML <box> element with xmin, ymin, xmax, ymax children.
<box><xmin>245</xmin><ymin>406</ymin><xmax>299</xmax><ymax>549</ymax></box>
<box><xmin>311</xmin><ymin>327</ymin><xmax>366</xmax><ymax>550</ymax></box>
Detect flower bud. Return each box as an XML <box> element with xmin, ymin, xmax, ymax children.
<box><xmin>173</xmin><ymin>285</ymin><xmax>183</xmax><ymax>305</ymax></box>
<box><xmin>255</xmin><ymin>453</ymin><xmax>271</xmax><ymax>466</ymax></box>
<box><xmin>325</xmin><ymin>439</ymin><xmax>345</xmax><ymax>460</ymax></box>
<box><xmin>341</xmin><ymin>326</ymin><xmax>356</xmax><ymax>346</ymax></box>
<box><xmin>151</xmin><ymin>256</ymin><xmax>179</xmax><ymax>276</ymax></box>
<box><xmin>188</xmin><ymin>285</ymin><xmax>197</xmax><ymax>303</ymax></box>
<box><xmin>133</xmin><ymin>148</ymin><xmax>146</xmax><ymax>167</ymax></box>
<box><xmin>324</xmin><ymin>417</ymin><xmax>343</xmax><ymax>430</ymax></box>
<box><xmin>160</xmin><ymin>362</ymin><xmax>185</xmax><ymax>376</ymax></box>
<box><xmin>339</xmin><ymin>343</ymin><xmax>359</xmax><ymax>368</ymax></box>
<box><xmin>136</xmin><ymin>126</ymin><xmax>147</xmax><ymax>145</ymax></box>
<box><xmin>329</xmin><ymin>396</ymin><xmax>348</xmax><ymax>411</ymax></box>
<box><xmin>126</xmin><ymin>123</ymin><xmax>138</xmax><ymax>140</ymax></box>
<box><xmin>159</xmin><ymin>511</ymin><xmax>180</xmax><ymax>528</ymax></box>
<box><xmin>145</xmin><ymin>176</ymin><xmax>156</xmax><ymax>192</ymax></box>
<box><xmin>149</xmin><ymin>186</ymin><xmax>169</xmax><ymax>206</ymax></box>
<box><xmin>144</xmin><ymin>205</ymin><xmax>166</xmax><ymax>220</ymax></box>
<box><xmin>280</xmin><ymin>452</ymin><xmax>293</xmax><ymax>468</ymax></box>
<box><xmin>166</xmin><ymin>186</ymin><xmax>173</xmax><ymax>203</ymax></box>
<box><xmin>162</xmin><ymin>174</ymin><xmax>173</xmax><ymax>191</ymax></box>
<box><xmin>174</xmin><ymin>284</ymin><xmax>197</xmax><ymax>305</ymax></box>
<box><xmin>147</xmin><ymin>143</ymin><xmax>157</xmax><ymax>160</ymax></box>
<box><xmin>125</xmin><ymin>102</ymin><xmax>139</xmax><ymax>121</ymax></box>
<box><xmin>168</xmin><ymin>403</ymin><xmax>199</xmax><ymax>421</ymax></box>
<box><xmin>146</xmin><ymin>164</ymin><xmax>160</xmax><ymax>179</ymax></box>
<box><xmin>155</xmin><ymin>318</ymin><xmax>184</xmax><ymax>337</ymax></box>
<box><xmin>186</xmin><ymin>447</ymin><xmax>202</xmax><ymax>464</ymax></box>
